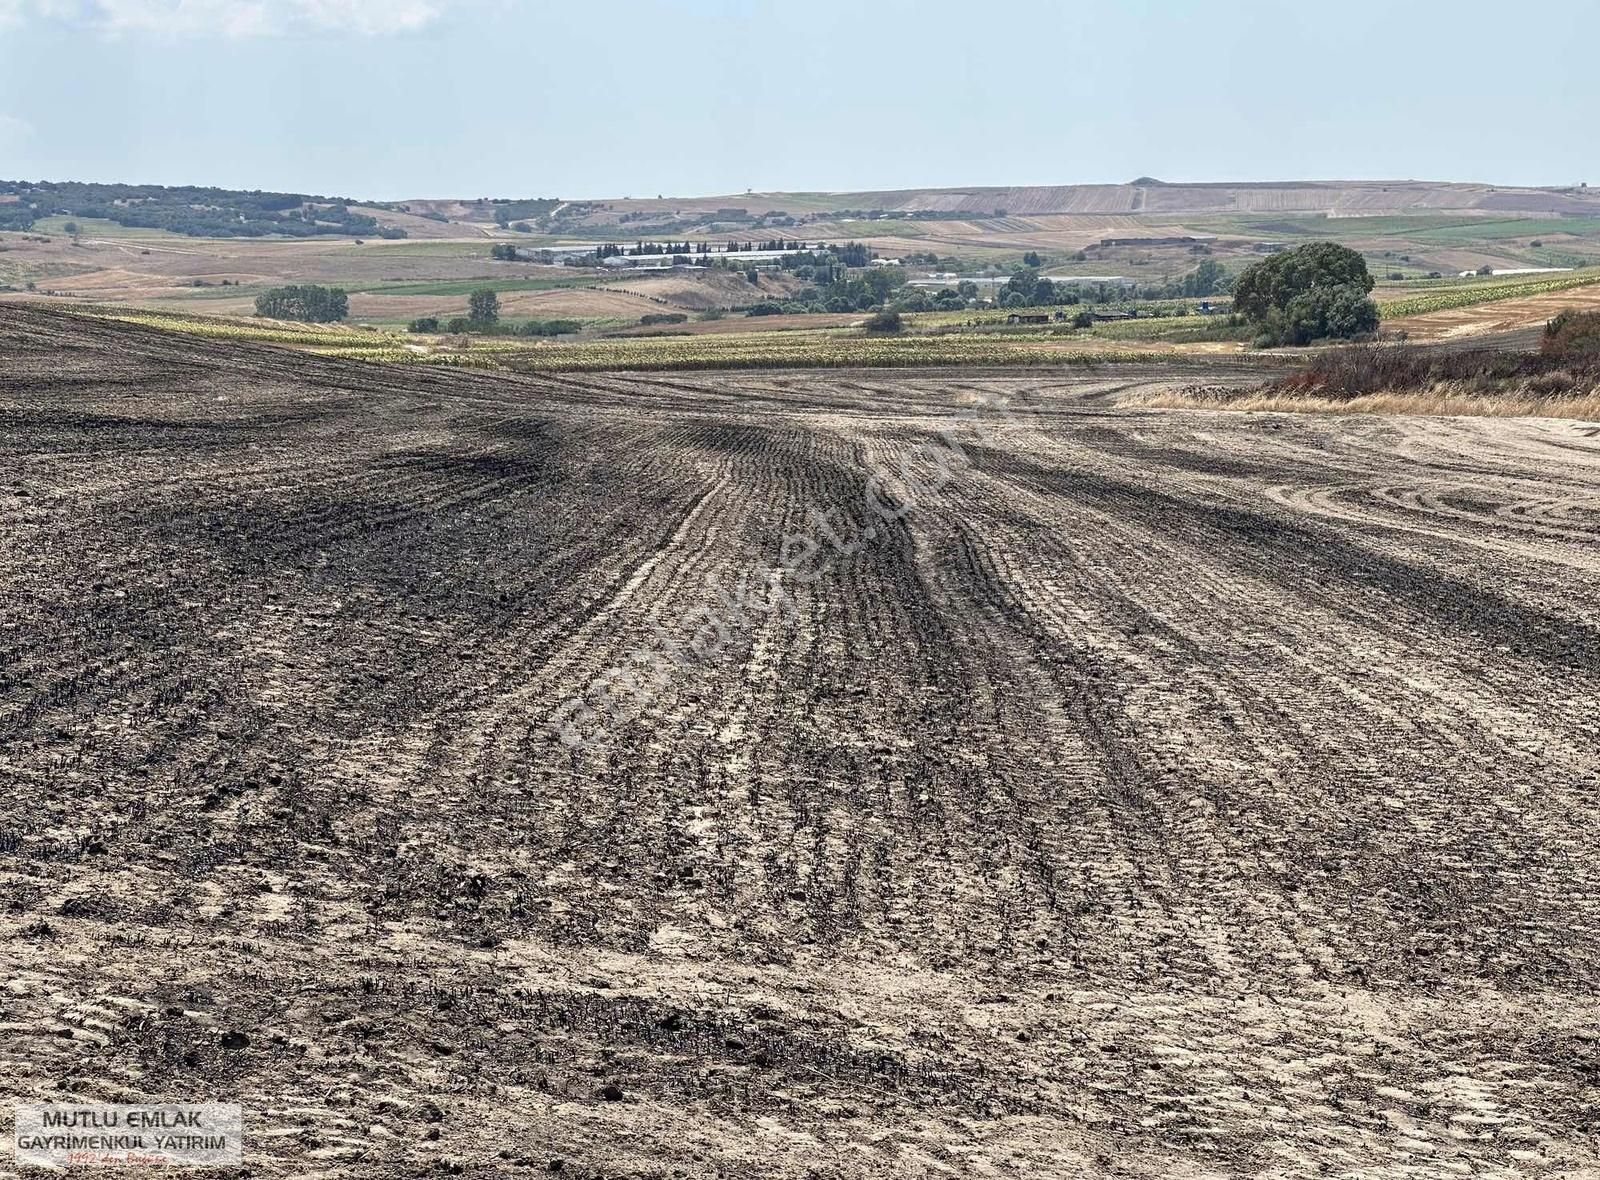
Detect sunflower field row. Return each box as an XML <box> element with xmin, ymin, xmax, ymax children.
<box><xmin>1380</xmin><ymin>269</ymin><xmax>1600</xmax><ymax>319</ymax></box>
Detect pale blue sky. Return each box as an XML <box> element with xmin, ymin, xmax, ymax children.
<box><xmin>0</xmin><ymin>0</ymin><xmax>1592</xmax><ymax>201</ymax></box>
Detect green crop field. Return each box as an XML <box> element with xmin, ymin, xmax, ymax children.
<box><xmin>27</xmin><ymin>215</ymin><xmax>188</xmax><ymax>240</ymax></box>
<box><xmin>1407</xmin><ymin>218</ymin><xmax>1600</xmax><ymax>245</ymax></box>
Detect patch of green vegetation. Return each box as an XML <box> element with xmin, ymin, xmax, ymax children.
<box><xmin>1087</xmin><ymin>317</ymin><xmax>1252</xmax><ymax>344</ymax></box>
<box><xmin>1420</xmin><ymin>217</ymin><xmax>1600</xmax><ymax>243</ymax></box>
<box><xmin>0</xmin><ymin>257</ymin><xmax>91</xmax><ymax>286</ymax></box>
<box><xmin>490</xmin><ymin>198</ymin><xmax>561</xmax><ymax>225</ymax></box>
<box><xmin>1409</xmin><ymin>218</ymin><xmax>1600</xmax><ymax>245</ymax></box>
<box><xmin>29</xmin><ymin>215</ymin><xmax>187</xmax><ymax>240</ymax></box>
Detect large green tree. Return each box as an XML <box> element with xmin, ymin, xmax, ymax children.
<box><xmin>1233</xmin><ymin>242</ymin><xmax>1378</xmax><ymax>345</ymax></box>
<box><xmin>1005</xmin><ymin>266</ymin><xmax>1039</xmax><ymax>302</ymax></box>
<box><xmin>468</xmin><ymin>288</ymin><xmax>501</xmax><ymax>326</ymax></box>
<box><xmin>861</xmin><ymin>265</ymin><xmax>907</xmax><ymax>305</ymax></box>
<box><xmin>1184</xmin><ymin>258</ymin><xmax>1226</xmax><ymax>297</ymax></box>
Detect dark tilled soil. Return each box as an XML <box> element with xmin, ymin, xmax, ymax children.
<box><xmin>3</xmin><ymin>306</ymin><xmax>1600</xmax><ymax>1178</ymax></box>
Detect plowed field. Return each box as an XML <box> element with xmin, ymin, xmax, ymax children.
<box><xmin>4</xmin><ymin>306</ymin><xmax>1600</xmax><ymax>1179</ymax></box>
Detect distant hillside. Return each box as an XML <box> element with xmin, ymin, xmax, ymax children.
<box><xmin>12</xmin><ymin>179</ymin><xmax>1595</xmax><ymax>241</ymax></box>
<box><xmin>0</xmin><ymin>180</ymin><xmax>414</xmax><ymax>239</ymax></box>
<box><xmin>575</xmin><ymin>180</ymin><xmax>1600</xmax><ymax>221</ymax></box>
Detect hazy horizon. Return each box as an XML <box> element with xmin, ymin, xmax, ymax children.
<box><xmin>3</xmin><ymin>174</ymin><xmax>1581</xmax><ymax>206</ymax></box>
<box><xmin>1</xmin><ymin>0</ymin><xmax>1593</xmax><ymax>201</ymax></box>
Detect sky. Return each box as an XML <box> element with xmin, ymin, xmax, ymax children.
<box><xmin>0</xmin><ymin>0</ymin><xmax>1593</xmax><ymax>201</ymax></box>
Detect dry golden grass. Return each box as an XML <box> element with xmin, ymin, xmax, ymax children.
<box><xmin>599</xmin><ymin>269</ymin><xmax>758</xmax><ymax>308</ymax></box>
<box><xmin>1137</xmin><ymin>380</ymin><xmax>1600</xmax><ymax>420</ymax></box>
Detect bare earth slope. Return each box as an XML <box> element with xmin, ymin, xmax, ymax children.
<box><xmin>568</xmin><ymin>180</ymin><xmax>1600</xmax><ymax>220</ymax></box>
<box><xmin>3</xmin><ymin>308</ymin><xmax>1600</xmax><ymax>1178</ymax></box>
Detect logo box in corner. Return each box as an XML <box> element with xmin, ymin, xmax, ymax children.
<box><xmin>14</xmin><ymin>1104</ymin><xmax>243</xmax><ymax>1169</ymax></box>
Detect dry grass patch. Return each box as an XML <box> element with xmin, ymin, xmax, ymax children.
<box><xmin>1139</xmin><ymin>330</ymin><xmax>1600</xmax><ymax>419</ymax></box>
<box><xmin>1140</xmin><ymin>383</ymin><xmax>1600</xmax><ymax>419</ymax></box>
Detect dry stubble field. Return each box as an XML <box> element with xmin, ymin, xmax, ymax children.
<box><xmin>2</xmin><ymin>307</ymin><xmax>1600</xmax><ymax>1179</ymax></box>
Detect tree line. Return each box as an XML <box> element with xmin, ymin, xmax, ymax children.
<box><xmin>254</xmin><ymin>285</ymin><xmax>349</xmax><ymax>323</ymax></box>
<box><xmin>0</xmin><ymin>180</ymin><xmax>408</xmax><ymax>239</ymax></box>
<box><xmin>565</xmin><ymin>239</ymin><xmax>870</xmax><ymax>267</ymax></box>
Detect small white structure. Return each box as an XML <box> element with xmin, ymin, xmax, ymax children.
<box><xmin>1458</xmin><ymin>266</ymin><xmax>1571</xmax><ymax>278</ymax></box>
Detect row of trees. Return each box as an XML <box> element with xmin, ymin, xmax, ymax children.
<box><xmin>409</xmin><ymin>315</ymin><xmax>580</xmax><ymax>337</ymax></box>
<box><xmin>0</xmin><ymin>181</ymin><xmax>407</xmax><ymax>239</ymax></box>
<box><xmin>891</xmin><ymin>285</ymin><xmax>978</xmax><ymax>313</ymax></box>
<box><xmin>254</xmin><ymin>285</ymin><xmax>348</xmax><ymax>322</ymax></box>
<box><xmin>629</xmin><ymin>241</ymin><xmax>705</xmax><ymax>256</ymax></box>
<box><xmin>777</xmin><ymin>242</ymin><xmax>873</xmax><ymax>280</ymax></box>
<box><xmin>255</xmin><ymin>285</ymin><xmax>515</xmax><ymax>331</ymax></box>
<box><xmin>407</xmin><ymin>290</ymin><xmax>580</xmax><ymax>336</ymax></box>
<box><xmin>622</xmin><ymin>239</ymin><xmax>816</xmax><ymax>257</ymax></box>
<box><xmin>566</xmin><ymin>238</ymin><xmax>866</xmax><ymax>267</ymax></box>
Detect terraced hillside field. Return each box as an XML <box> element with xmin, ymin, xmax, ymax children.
<box><xmin>3</xmin><ymin>307</ymin><xmax>1600</xmax><ymax>1179</ymax></box>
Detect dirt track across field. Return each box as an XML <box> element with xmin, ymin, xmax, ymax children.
<box><xmin>3</xmin><ymin>307</ymin><xmax>1600</xmax><ymax>1179</ymax></box>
